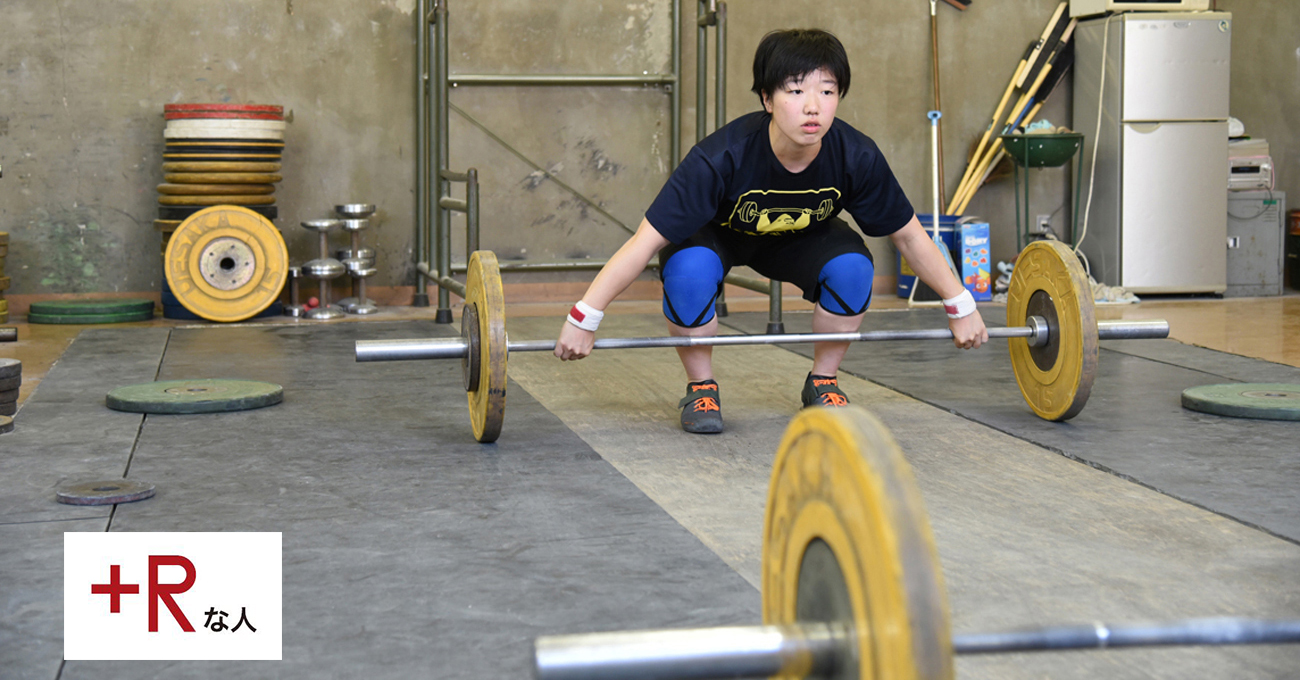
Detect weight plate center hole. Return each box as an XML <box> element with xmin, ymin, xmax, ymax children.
<box><xmin>1025</xmin><ymin>290</ymin><xmax>1061</xmax><ymax>372</ymax></box>
<box><xmin>199</xmin><ymin>237</ymin><xmax>258</xmax><ymax>290</ymax></box>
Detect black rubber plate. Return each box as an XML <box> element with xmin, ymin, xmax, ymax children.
<box><xmin>1181</xmin><ymin>383</ymin><xmax>1300</xmax><ymax>421</ymax></box>
<box><xmin>0</xmin><ymin>387</ymin><xmax>18</xmax><ymax>402</ymax></box>
<box><xmin>0</xmin><ymin>402</ymin><xmax>14</xmax><ymax>417</ymax></box>
<box><xmin>106</xmin><ymin>379</ymin><xmax>283</xmax><ymax>414</ymax></box>
<box><xmin>0</xmin><ymin>357</ymin><xmax>20</xmax><ymax>379</ymax></box>
<box><xmin>0</xmin><ymin>414</ymin><xmax>11</xmax><ymax>434</ymax></box>
<box><xmin>55</xmin><ymin>479</ymin><xmax>156</xmax><ymax>506</ymax></box>
<box><xmin>0</xmin><ymin>375</ymin><xmax>20</xmax><ymax>392</ymax></box>
<box><xmin>29</xmin><ymin>298</ymin><xmax>155</xmax><ymax>316</ymax></box>
<box><xmin>158</xmin><ymin>205</ymin><xmax>278</xmax><ymax>221</ymax></box>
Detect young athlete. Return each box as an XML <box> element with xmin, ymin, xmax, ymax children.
<box><xmin>555</xmin><ymin>28</ymin><xmax>987</xmax><ymax>433</ymax></box>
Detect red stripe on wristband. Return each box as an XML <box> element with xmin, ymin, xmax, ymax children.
<box><xmin>944</xmin><ymin>304</ymin><xmax>958</xmax><ymax>315</ymax></box>
<box><xmin>569</xmin><ymin>305</ymin><xmax>586</xmax><ymax>323</ymax></box>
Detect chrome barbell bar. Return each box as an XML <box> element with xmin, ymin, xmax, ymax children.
<box><xmin>534</xmin><ymin>617</ymin><xmax>1300</xmax><ymax>680</ymax></box>
<box><xmin>355</xmin><ymin>318</ymin><xmax>1170</xmax><ymax>363</ymax></box>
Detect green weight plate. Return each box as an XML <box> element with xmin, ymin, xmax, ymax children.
<box><xmin>0</xmin><ymin>357</ymin><xmax>19</xmax><ymax>379</ymax></box>
<box><xmin>27</xmin><ymin>310</ymin><xmax>154</xmax><ymax>325</ymax></box>
<box><xmin>0</xmin><ymin>415</ymin><xmax>12</xmax><ymax>435</ymax></box>
<box><xmin>106</xmin><ymin>379</ymin><xmax>283</xmax><ymax>414</ymax></box>
<box><xmin>29</xmin><ymin>298</ymin><xmax>156</xmax><ymax>316</ymax></box>
<box><xmin>1181</xmin><ymin>383</ymin><xmax>1300</xmax><ymax>421</ymax></box>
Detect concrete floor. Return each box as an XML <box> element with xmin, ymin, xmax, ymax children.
<box><xmin>2</xmin><ymin>291</ymin><xmax>1299</xmax><ymax>678</ymax></box>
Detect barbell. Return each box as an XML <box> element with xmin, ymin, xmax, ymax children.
<box><xmin>355</xmin><ymin>240</ymin><xmax>1170</xmax><ymax>442</ymax></box>
<box><xmin>531</xmin><ymin>407</ymin><xmax>1300</xmax><ymax>680</ymax></box>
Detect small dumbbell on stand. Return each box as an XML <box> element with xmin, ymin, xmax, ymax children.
<box><xmin>300</xmin><ymin>219</ymin><xmax>346</xmax><ymax>321</ymax></box>
<box><xmin>334</xmin><ymin>204</ymin><xmax>379</xmax><ymax>315</ymax></box>
<box><xmin>282</xmin><ymin>267</ymin><xmax>307</xmax><ymax>318</ymax></box>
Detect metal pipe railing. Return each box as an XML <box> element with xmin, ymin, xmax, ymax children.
<box><xmin>449</xmin><ymin>74</ymin><xmax>676</xmax><ymax>87</ymax></box>
<box><xmin>413</xmin><ymin>0</ymin><xmax>431</xmax><ymax>308</ymax></box>
<box><xmin>418</xmin><ymin>0</ymin><xmax>684</xmax><ymax>321</ymax></box>
<box><xmin>434</xmin><ymin>0</ymin><xmax>452</xmax><ymax>323</ymax></box>
<box><xmin>449</xmin><ymin>260</ymin><xmax>659</xmax><ymax>274</ymax></box>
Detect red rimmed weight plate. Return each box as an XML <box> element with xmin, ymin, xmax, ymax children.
<box><xmin>164</xmin><ymin>103</ymin><xmax>283</xmax><ymax>115</ymax></box>
<box><xmin>164</xmin><ymin>206</ymin><xmax>288</xmax><ymax>322</ymax></box>
<box><xmin>165</xmin><ymin>110</ymin><xmax>285</xmax><ymax>120</ymax></box>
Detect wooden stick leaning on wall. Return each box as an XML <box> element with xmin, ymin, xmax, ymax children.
<box><xmin>947</xmin><ymin>1</ymin><xmax>1068</xmax><ymax>212</ymax></box>
<box><xmin>946</xmin><ymin>43</ymin><xmax>1033</xmax><ymax>214</ymax></box>
<box><xmin>951</xmin><ymin>42</ymin><xmax>1076</xmax><ymax>217</ymax></box>
<box><xmin>950</xmin><ymin>19</ymin><xmax>1077</xmax><ymax>215</ymax></box>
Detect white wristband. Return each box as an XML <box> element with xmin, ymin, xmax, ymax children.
<box><xmin>942</xmin><ymin>289</ymin><xmax>977</xmax><ymax>319</ymax></box>
<box><xmin>566</xmin><ymin>300</ymin><xmax>605</xmax><ymax>332</ymax></box>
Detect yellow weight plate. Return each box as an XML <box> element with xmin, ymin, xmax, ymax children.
<box><xmin>465</xmin><ymin>250</ymin><xmax>507</xmax><ymax>443</ymax></box>
<box><xmin>158</xmin><ymin>194</ymin><xmax>277</xmax><ymax>206</ymax></box>
<box><xmin>0</xmin><ymin>275</ymin><xmax>9</xmax><ymax>292</ymax></box>
<box><xmin>164</xmin><ymin>206</ymin><xmax>289</xmax><ymax>323</ymax></box>
<box><xmin>164</xmin><ymin>172</ymin><xmax>283</xmax><ymax>185</ymax></box>
<box><xmin>162</xmin><ymin>162</ymin><xmax>282</xmax><ymax>173</ymax></box>
<box><xmin>764</xmin><ymin>407</ymin><xmax>952</xmax><ymax>680</ymax></box>
<box><xmin>0</xmin><ymin>299</ymin><xmax>7</xmax><ymax>314</ymax></box>
<box><xmin>1006</xmin><ymin>240</ymin><xmax>1098</xmax><ymax>421</ymax></box>
<box><xmin>157</xmin><ymin>183</ymin><xmax>275</xmax><ymax>196</ymax></box>
<box><xmin>154</xmin><ymin>220</ymin><xmax>183</xmax><ymax>232</ymax></box>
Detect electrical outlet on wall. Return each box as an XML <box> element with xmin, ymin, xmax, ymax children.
<box><xmin>1033</xmin><ymin>214</ymin><xmax>1051</xmax><ymax>234</ymax></box>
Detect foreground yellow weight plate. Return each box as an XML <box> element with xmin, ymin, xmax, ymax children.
<box><xmin>764</xmin><ymin>407</ymin><xmax>953</xmax><ymax>680</ymax></box>
<box><xmin>157</xmin><ymin>194</ymin><xmax>277</xmax><ymax>206</ymax></box>
<box><xmin>465</xmin><ymin>250</ymin><xmax>507</xmax><ymax>443</ymax></box>
<box><xmin>164</xmin><ymin>206</ymin><xmax>288</xmax><ymax>322</ymax></box>
<box><xmin>1006</xmin><ymin>240</ymin><xmax>1098</xmax><ymax>421</ymax></box>
<box><xmin>157</xmin><ymin>183</ymin><xmax>276</xmax><ymax>196</ymax></box>
<box><xmin>162</xmin><ymin>162</ymin><xmax>282</xmax><ymax>173</ymax></box>
<box><xmin>164</xmin><ymin>172</ymin><xmax>283</xmax><ymax>185</ymax></box>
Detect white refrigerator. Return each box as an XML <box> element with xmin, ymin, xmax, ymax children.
<box><xmin>1073</xmin><ymin>12</ymin><xmax>1231</xmax><ymax>293</ymax></box>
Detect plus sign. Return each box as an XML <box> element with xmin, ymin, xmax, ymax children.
<box><xmin>90</xmin><ymin>564</ymin><xmax>140</xmax><ymax>613</ymax></box>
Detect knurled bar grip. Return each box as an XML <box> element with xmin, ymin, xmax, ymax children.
<box><xmin>533</xmin><ymin>618</ymin><xmax>1300</xmax><ymax>680</ymax></box>
<box><xmin>354</xmin><ymin>319</ymin><xmax>1170</xmax><ymax>363</ymax></box>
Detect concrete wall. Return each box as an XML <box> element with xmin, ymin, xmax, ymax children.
<box><xmin>1</xmin><ymin>0</ymin><xmax>1295</xmax><ymax>299</ymax></box>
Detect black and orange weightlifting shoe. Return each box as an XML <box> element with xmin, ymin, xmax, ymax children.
<box><xmin>801</xmin><ymin>373</ymin><xmax>850</xmax><ymax>408</ymax></box>
<box><xmin>678</xmin><ymin>379</ymin><xmax>723</xmax><ymax>434</ymax></box>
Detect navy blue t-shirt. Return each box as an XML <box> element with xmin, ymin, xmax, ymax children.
<box><xmin>645</xmin><ymin>111</ymin><xmax>914</xmax><ymax>244</ymax></box>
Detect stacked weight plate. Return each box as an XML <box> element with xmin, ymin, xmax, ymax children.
<box><xmin>27</xmin><ymin>299</ymin><xmax>156</xmax><ymax>325</ymax></box>
<box><xmin>158</xmin><ymin>104</ymin><xmax>286</xmax><ymax>320</ymax></box>
<box><xmin>0</xmin><ymin>358</ymin><xmax>18</xmax><ymax>422</ymax></box>
<box><xmin>0</xmin><ymin>232</ymin><xmax>8</xmax><ymax>323</ymax></box>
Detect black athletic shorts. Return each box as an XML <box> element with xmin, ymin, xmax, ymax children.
<box><xmin>658</xmin><ymin>217</ymin><xmax>874</xmax><ymax>303</ymax></box>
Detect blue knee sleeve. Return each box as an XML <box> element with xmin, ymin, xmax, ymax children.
<box><xmin>817</xmin><ymin>253</ymin><xmax>874</xmax><ymax>315</ymax></box>
<box><xmin>661</xmin><ymin>247</ymin><xmax>724</xmax><ymax>328</ymax></box>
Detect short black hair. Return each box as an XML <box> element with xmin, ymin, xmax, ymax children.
<box><xmin>750</xmin><ymin>29</ymin><xmax>851</xmax><ymax>106</ymax></box>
